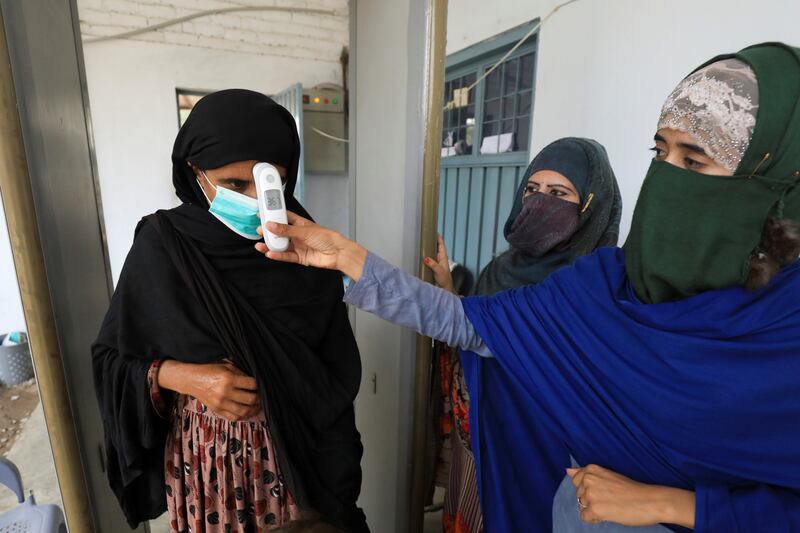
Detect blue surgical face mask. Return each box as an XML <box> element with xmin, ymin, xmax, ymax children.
<box><xmin>198</xmin><ymin>170</ymin><xmax>262</xmax><ymax>240</ymax></box>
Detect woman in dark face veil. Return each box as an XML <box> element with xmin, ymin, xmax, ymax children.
<box><xmin>92</xmin><ymin>89</ymin><xmax>368</xmax><ymax>533</ymax></box>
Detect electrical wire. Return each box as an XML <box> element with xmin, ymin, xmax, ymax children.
<box><xmin>83</xmin><ymin>0</ymin><xmax>582</xmax><ymax>144</ymax></box>
<box><xmin>312</xmin><ymin>82</ymin><xmax>344</xmax><ymax>90</ymax></box>
<box><xmin>311</xmin><ymin>126</ymin><xmax>349</xmax><ymax>143</ymax></box>
<box><xmin>443</xmin><ymin>0</ymin><xmax>582</xmax><ymax>111</ymax></box>
<box><xmin>307</xmin><ymin>0</ymin><xmax>584</xmax><ymax>143</ymax></box>
<box><xmin>82</xmin><ymin>5</ymin><xmax>343</xmax><ymax>44</ymax></box>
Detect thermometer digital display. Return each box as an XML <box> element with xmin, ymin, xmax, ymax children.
<box><xmin>253</xmin><ymin>162</ymin><xmax>290</xmax><ymax>252</ymax></box>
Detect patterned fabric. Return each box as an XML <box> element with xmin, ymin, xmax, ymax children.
<box><xmin>435</xmin><ymin>345</ymin><xmax>455</xmax><ymax>487</ymax></box>
<box><xmin>449</xmin><ymin>357</ymin><xmax>470</xmax><ymax>450</ymax></box>
<box><xmin>442</xmin><ymin>434</ymin><xmax>483</xmax><ymax>533</ymax></box>
<box><xmin>147</xmin><ymin>364</ymin><xmax>301</xmax><ymax>532</ymax></box>
<box><xmin>437</xmin><ymin>346</ymin><xmax>481</xmax><ymax>533</ymax></box>
<box><xmin>164</xmin><ymin>395</ymin><xmax>301</xmax><ymax>533</ymax></box>
<box><xmin>657</xmin><ymin>58</ymin><xmax>758</xmax><ymax>173</ymax></box>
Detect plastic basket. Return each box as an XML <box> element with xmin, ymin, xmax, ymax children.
<box><xmin>0</xmin><ymin>334</ymin><xmax>33</xmax><ymax>386</ymax></box>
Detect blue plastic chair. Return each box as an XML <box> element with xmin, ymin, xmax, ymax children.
<box><xmin>0</xmin><ymin>457</ymin><xmax>66</xmax><ymax>533</ymax></box>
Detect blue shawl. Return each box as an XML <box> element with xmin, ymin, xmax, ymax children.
<box><xmin>461</xmin><ymin>247</ymin><xmax>800</xmax><ymax>532</ymax></box>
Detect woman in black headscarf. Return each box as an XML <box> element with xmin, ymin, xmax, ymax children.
<box><xmin>92</xmin><ymin>89</ymin><xmax>367</xmax><ymax>533</ymax></box>
<box><xmin>423</xmin><ymin>137</ymin><xmax>621</xmax><ymax>533</ymax></box>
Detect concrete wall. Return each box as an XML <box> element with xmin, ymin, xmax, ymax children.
<box><xmin>79</xmin><ymin>0</ymin><xmax>347</xmax><ymax>62</ymax></box>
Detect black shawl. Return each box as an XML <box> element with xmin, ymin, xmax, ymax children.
<box><xmin>92</xmin><ymin>89</ymin><xmax>367</xmax><ymax>531</ymax></box>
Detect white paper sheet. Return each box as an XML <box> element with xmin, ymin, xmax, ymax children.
<box><xmin>480</xmin><ymin>132</ymin><xmax>514</xmax><ymax>154</ymax></box>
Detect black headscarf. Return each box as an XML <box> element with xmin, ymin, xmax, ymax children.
<box><xmin>473</xmin><ymin>137</ymin><xmax>622</xmax><ymax>295</ymax></box>
<box><xmin>92</xmin><ymin>89</ymin><xmax>367</xmax><ymax>531</ymax></box>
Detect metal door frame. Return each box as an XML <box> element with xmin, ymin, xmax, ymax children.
<box><xmin>0</xmin><ymin>0</ymin><xmax>144</xmax><ymax>530</ymax></box>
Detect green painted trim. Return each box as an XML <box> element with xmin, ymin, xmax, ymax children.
<box><xmin>441</xmin><ymin>152</ymin><xmax>529</xmax><ymax>167</ymax></box>
<box><xmin>446</xmin><ymin>18</ymin><xmax>539</xmax><ymax>70</ymax></box>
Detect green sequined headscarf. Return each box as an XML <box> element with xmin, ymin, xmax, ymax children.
<box><xmin>624</xmin><ymin>42</ymin><xmax>800</xmax><ymax>303</ymax></box>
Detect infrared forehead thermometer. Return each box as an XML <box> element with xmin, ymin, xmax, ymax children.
<box><xmin>253</xmin><ymin>162</ymin><xmax>290</xmax><ymax>252</ymax></box>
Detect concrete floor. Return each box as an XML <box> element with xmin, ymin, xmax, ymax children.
<box><xmin>148</xmin><ymin>489</ymin><xmax>445</xmax><ymax>533</ymax></box>
<box><xmin>0</xmin><ymin>402</ymin><xmax>63</xmax><ymax>513</ymax></box>
<box><xmin>423</xmin><ymin>486</ymin><xmax>445</xmax><ymax>533</ymax></box>
<box><xmin>149</xmin><ymin>512</ymin><xmax>170</xmax><ymax>532</ymax></box>
<box><xmin>424</xmin><ymin>509</ymin><xmax>444</xmax><ymax>532</ymax></box>
<box><xmin>0</xmin><ymin>394</ymin><xmax>171</xmax><ymax>531</ymax></box>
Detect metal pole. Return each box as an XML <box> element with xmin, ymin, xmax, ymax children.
<box><xmin>0</xmin><ymin>8</ymin><xmax>95</xmax><ymax>533</ymax></box>
<box><xmin>410</xmin><ymin>0</ymin><xmax>448</xmax><ymax>530</ymax></box>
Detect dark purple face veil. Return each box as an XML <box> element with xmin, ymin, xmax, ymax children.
<box><xmin>506</xmin><ymin>193</ymin><xmax>580</xmax><ymax>256</ymax></box>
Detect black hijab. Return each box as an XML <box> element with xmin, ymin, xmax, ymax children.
<box><xmin>93</xmin><ymin>90</ymin><xmax>367</xmax><ymax>531</ymax></box>
<box><xmin>473</xmin><ymin>137</ymin><xmax>622</xmax><ymax>295</ymax></box>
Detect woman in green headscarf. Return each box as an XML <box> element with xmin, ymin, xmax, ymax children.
<box><xmin>258</xmin><ymin>42</ymin><xmax>800</xmax><ymax>531</ymax></box>
<box><xmin>423</xmin><ymin>137</ymin><xmax>622</xmax><ymax>533</ymax></box>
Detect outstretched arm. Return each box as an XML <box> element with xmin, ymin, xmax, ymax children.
<box><xmin>255</xmin><ymin>213</ymin><xmax>491</xmax><ymax>356</ymax></box>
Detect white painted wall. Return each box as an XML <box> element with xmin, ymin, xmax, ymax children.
<box><xmin>447</xmin><ymin>0</ymin><xmax>800</xmax><ymax>240</ymax></box>
<box><xmin>0</xmin><ymin>202</ymin><xmax>26</xmax><ymax>335</ymax></box>
<box><xmin>304</xmin><ymin>172</ymin><xmax>350</xmax><ymax>236</ymax></box>
<box><xmin>78</xmin><ymin>0</ymin><xmax>349</xmax><ymax>282</ymax></box>
<box><xmin>447</xmin><ymin>0</ymin><xmax>544</xmax><ymax>55</ymax></box>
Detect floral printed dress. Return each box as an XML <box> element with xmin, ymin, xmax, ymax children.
<box><xmin>148</xmin><ymin>360</ymin><xmax>302</xmax><ymax>533</ymax></box>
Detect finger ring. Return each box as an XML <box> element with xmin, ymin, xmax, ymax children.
<box><xmin>577</xmin><ymin>497</ymin><xmax>588</xmax><ymax>510</ymax></box>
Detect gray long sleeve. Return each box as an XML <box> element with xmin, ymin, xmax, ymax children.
<box><xmin>343</xmin><ymin>253</ymin><xmax>492</xmax><ymax>357</ymax></box>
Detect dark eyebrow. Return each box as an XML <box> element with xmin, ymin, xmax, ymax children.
<box><xmin>678</xmin><ymin>142</ymin><xmax>708</xmax><ymax>156</ymax></box>
<box><xmin>654</xmin><ymin>133</ymin><xmax>708</xmax><ymax>156</ymax></box>
<box><xmin>527</xmin><ymin>178</ymin><xmax>576</xmax><ymax>193</ymax></box>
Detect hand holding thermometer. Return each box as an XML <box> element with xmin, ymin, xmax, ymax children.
<box><xmin>254</xmin><ymin>162</ymin><xmax>290</xmax><ymax>252</ymax></box>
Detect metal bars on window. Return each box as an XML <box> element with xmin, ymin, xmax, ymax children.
<box><xmin>481</xmin><ymin>52</ymin><xmax>535</xmax><ymax>154</ymax></box>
